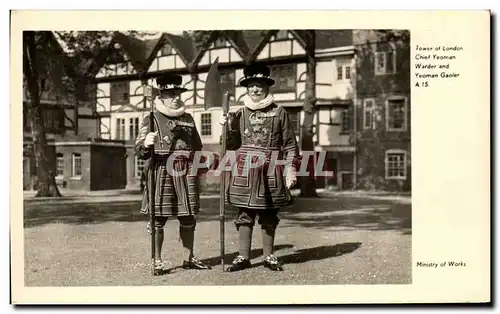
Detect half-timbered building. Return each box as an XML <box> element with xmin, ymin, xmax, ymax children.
<box><xmin>91</xmin><ymin>29</ymin><xmax>411</xmax><ymax>192</ymax></box>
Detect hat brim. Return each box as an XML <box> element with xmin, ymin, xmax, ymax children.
<box><xmin>239</xmin><ymin>77</ymin><xmax>275</xmax><ymax>87</ymax></box>
<box><xmin>158</xmin><ymin>87</ymin><xmax>188</xmax><ymax>94</ymax></box>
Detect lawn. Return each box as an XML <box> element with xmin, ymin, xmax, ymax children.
<box><xmin>23</xmin><ymin>195</ymin><xmax>411</xmax><ymax>286</ymax></box>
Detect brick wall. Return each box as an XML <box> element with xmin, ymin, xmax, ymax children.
<box><xmin>55</xmin><ymin>144</ymin><xmax>91</xmax><ymax>190</ymax></box>
<box><xmin>90</xmin><ymin>144</ymin><xmax>127</xmax><ymax>190</ymax></box>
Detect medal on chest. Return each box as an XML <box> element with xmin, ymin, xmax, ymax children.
<box><xmin>166</xmin><ymin>120</ymin><xmax>177</xmax><ymax>131</ymax></box>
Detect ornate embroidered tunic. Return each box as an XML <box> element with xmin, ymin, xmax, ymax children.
<box><xmin>224</xmin><ymin>103</ymin><xmax>300</xmax><ymax>209</ymax></box>
<box><xmin>134</xmin><ymin>110</ymin><xmax>203</xmax><ymax>217</ymax></box>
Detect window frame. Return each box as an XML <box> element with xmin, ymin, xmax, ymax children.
<box><xmin>161</xmin><ymin>43</ymin><xmax>173</xmax><ymax>56</ymax></box>
<box><xmin>128</xmin><ymin>117</ymin><xmax>140</xmax><ymax>140</ymax></box>
<box><xmin>110</xmin><ymin>81</ymin><xmax>130</xmax><ymax>105</ymax></box>
<box><xmin>345</xmin><ymin>66</ymin><xmax>351</xmax><ymax>80</ymax></box>
<box><xmin>363</xmin><ymin>98</ymin><xmax>375</xmax><ymax>130</ymax></box>
<box><xmin>42</xmin><ymin>106</ymin><xmax>64</xmax><ymax>134</ymax></box>
<box><xmin>56</xmin><ymin>153</ymin><xmax>64</xmax><ymax>178</ymax></box>
<box><xmin>341</xmin><ymin>108</ymin><xmax>352</xmax><ymax>133</ymax></box>
<box><xmin>200</xmin><ymin>112</ymin><xmax>212</xmax><ymax>137</ymax></box>
<box><xmin>134</xmin><ymin>155</ymin><xmax>145</xmax><ymax>179</ymax></box>
<box><xmin>219</xmin><ymin>69</ymin><xmax>236</xmax><ymax>98</ymax></box>
<box><xmin>269</xmin><ymin>64</ymin><xmax>296</xmax><ymax>93</ymax></box>
<box><xmin>116</xmin><ymin>118</ymin><xmax>126</xmax><ymax>140</ymax></box>
<box><xmin>337</xmin><ymin>65</ymin><xmax>343</xmax><ymax>80</ymax></box>
<box><xmin>385</xmin><ymin>149</ymin><xmax>407</xmax><ymax>180</ymax></box>
<box><xmin>71</xmin><ymin>153</ymin><xmax>82</xmax><ymax>179</ymax></box>
<box><xmin>385</xmin><ymin>96</ymin><xmax>408</xmax><ymax>132</ymax></box>
<box><xmin>374</xmin><ymin>43</ymin><xmax>397</xmax><ymax>76</ymax></box>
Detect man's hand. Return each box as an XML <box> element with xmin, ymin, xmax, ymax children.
<box><xmin>219</xmin><ymin>114</ymin><xmax>228</xmax><ymax>126</ymax></box>
<box><xmin>285</xmin><ymin>167</ymin><xmax>297</xmax><ymax>189</ymax></box>
<box><xmin>144</xmin><ymin>131</ymin><xmax>159</xmax><ymax>147</ymax></box>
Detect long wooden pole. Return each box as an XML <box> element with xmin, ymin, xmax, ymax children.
<box><xmin>220</xmin><ymin>92</ymin><xmax>230</xmax><ymax>271</ymax></box>
<box><xmin>143</xmin><ymin>79</ymin><xmax>157</xmax><ymax>276</ymax></box>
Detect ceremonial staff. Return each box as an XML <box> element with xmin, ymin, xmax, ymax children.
<box><xmin>204</xmin><ymin>57</ymin><xmax>230</xmax><ymax>271</ymax></box>
<box><xmin>142</xmin><ymin>78</ymin><xmax>157</xmax><ymax>276</ymax></box>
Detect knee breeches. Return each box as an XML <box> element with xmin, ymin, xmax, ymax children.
<box><xmin>234</xmin><ymin>207</ymin><xmax>280</xmax><ymax>230</ymax></box>
<box><xmin>153</xmin><ymin>215</ymin><xmax>197</xmax><ymax>230</ymax></box>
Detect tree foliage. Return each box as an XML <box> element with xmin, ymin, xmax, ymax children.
<box><xmin>182</xmin><ymin>30</ymin><xmax>213</xmax><ymax>48</ymax></box>
<box><xmin>23</xmin><ymin>31</ymin><xmax>151</xmax><ymax>197</ymax></box>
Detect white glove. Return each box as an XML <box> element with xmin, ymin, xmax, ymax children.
<box><xmin>219</xmin><ymin>114</ymin><xmax>228</xmax><ymax>126</ymax></box>
<box><xmin>285</xmin><ymin>167</ymin><xmax>297</xmax><ymax>189</ymax></box>
<box><xmin>144</xmin><ymin>131</ymin><xmax>158</xmax><ymax>147</ymax></box>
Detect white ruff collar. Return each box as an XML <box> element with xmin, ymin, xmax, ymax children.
<box><xmin>243</xmin><ymin>93</ymin><xmax>274</xmax><ymax>110</ymax></box>
<box><xmin>155</xmin><ymin>100</ymin><xmax>186</xmax><ymax>117</ymax></box>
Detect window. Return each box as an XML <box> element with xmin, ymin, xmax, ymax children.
<box><xmin>214</xmin><ymin>37</ymin><xmax>226</xmax><ymax>48</ymax></box>
<box><xmin>275</xmin><ymin>30</ymin><xmax>288</xmax><ymax>40</ymax></box>
<box><xmin>129</xmin><ymin>117</ymin><xmax>140</xmax><ymax>140</ymax></box>
<box><xmin>345</xmin><ymin>66</ymin><xmax>351</xmax><ymax>79</ymax></box>
<box><xmin>270</xmin><ymin>65</ymin><xmax>295</xmax><ymax>92</ymax></box>
<box><xmin>135</xmin><ymin>156</ymin><xmax>145</xmax><ymax>178</ymax></box>
<box><xmin>385</xmin><ymin>150</ymin><xmax>407</xmax><ymax>180</ymax></box>
<box><xmin>386</xmin><ymin>49</ymin><xmax>395</xmax><ymax>74</ymax></box>
<box><xmin>43</xmin><ymin>107</ymin><xmax>64</xmax><ymax>133</ymax></box>
<box><xmin>161</xmin><ymin>44</ymin><xmax>172</xmax><ymax>55</ymax></box>
<box><xmin>386</xmin><ymin>97</ymin><xmax>407</xmax><ymax>131</ymax></box>
<box><xmin>285</xmin><ymin>109</ymin><xmax>300</xmax><ymax>137</ymax></box>
<box><xmin>341</xmin><ymin>109</ymin><xmax>351</xmax><ymax>133</ymax></box>
<box><xmin>363</xmin><ymin>98</ymin><xmax>375</xmax><ymax>130</ymax></box>
<box><xmin>337</xmin><ymin>66</ymin><xmax>343</xmax><ymax>80</ymax></box>
<box><xmin>56</xmin><ymin>153</ymin><xmax>64</xmax><ymax>177</ymax></box>
<box><xmin>220</xmin><ymin>70</ymin><xmax>235</xmax><ymax>97</ymax></box>
<box><xmin>375</xmin><ymin>43</ymin><xmax>397</xmax><ymax>75</ymax></box>
<box><xmin>72</xmin><ymin>153</ymin><xmax>82</xmax><ymax>177</ymax></box>
<box><xmin>78</xmin><ymin>82</ymin><xmax>96</xmax><ymax>102</ymax></box>
<box><xmin>110</xmin><ymin>82</ymin><xmax>129</xmax><ymax>105</ymax></box>
<box><xmin>375</xmin><ymin>52</ymin><xmax>386</xmax><ymax>75</ymax></box>
<box><xmin>201</xmin><ymin>113</ymin><xmax>212</xmax><ymax>136</ymax></box>
<box><xmin>337</xmin><ymin>65</ymin><xmax>351</xmax><ymax>81</ymax></box>
<box><xmin>116</xmin><ymin>118</ymin><xmax>125</xmax><ymax>140</ymax></box>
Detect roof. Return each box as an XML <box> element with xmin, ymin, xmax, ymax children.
<box><xmin>240</xmin><ymin>30</ymin><xmax>266</xmax><ymax>54</ymax></box>
<box><xmin>164</xmin><ymin>33</ymin><xmax>198</xmax><ymax>65</ymax></box>
<box><xmin>86</xmin><ymin>30</ymin><xmax>358</xmax><ymax>78</ymax></box>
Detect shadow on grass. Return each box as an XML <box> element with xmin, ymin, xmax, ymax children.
<box><xmin>279</xmin><ymin>196</ymin><xmax>411</xmax><ymax>234</ymax></box>
<box><xmin>253</xmin><ymin>242</ymin><xmax>362</xmax><ymax>268</ymax></box>
<box><xmin>160</xmin><ymin>242</ymin><xmax>361</xmax><ymax>274</ymax></box>
<box><xmin>24</xmin><ymin>195</ymin><xmax>411</xmax><ymax>234</ymax></box>
<box><xmin>161</xmin><ymin>244</ymin><xmax>294</xmax><ymax>274</ymax></box>
<box><xmin>23</xmin><ymin>199</ymin><xmax>235</xmax><ymax>228</ymax></box>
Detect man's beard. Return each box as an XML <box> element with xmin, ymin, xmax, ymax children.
<box><xmin>249</xmin><ymin>93</ymin><xmax>265</xmax><ymax>102</ymax></box>
<box><xmin>159</xmin><ymin>98</ymin><xmax>184</xmax><ymax>109</ymax></box>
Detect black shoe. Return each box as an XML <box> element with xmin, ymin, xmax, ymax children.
<box><xmin>263</xmin><ymin>255</ymin><xmax>283</xmax><ymax>271</ymax></box>
<box><xmin>226</xmin><ymin>255</ymin><xmax>252</xmax><ymax>272</ymax></box>
<box><xmin>153</xmin><ymin>260</ymin><xmax>169</xmax><ymax>276</ymax></box>
<box><xmin>182</xmin><ymin>257</ymin><xmax>211</xmax><ymax>270</ymax></box>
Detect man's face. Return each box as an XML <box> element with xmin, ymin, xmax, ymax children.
<box><xmin>158</xmin><ymin>90</ymin><xmax>184</xmax><ymax>108</ymax></box>
<box><xmin>246</xmin><ymin>81</ymin><xmax>269</xmax><ymax>102</ymax></box>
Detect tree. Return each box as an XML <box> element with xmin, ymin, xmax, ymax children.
<box><xmin>182</xmin><ymin>30</ymin><xmax>212</xmax><ymax>47</ymax></box>
<box><xmin>23</xmin><ymin>31</ymin><xmax>61</xmax><ymax>197</ymax></box>
<box><xmin>23</xmin><ymin>31</ymin><xmax>151</xmax><ymax>197</ymax></box>
<box><xmin>299</xmin><ymin>30</ymin><xmax>319</xmax><ymax>197</ymax></box>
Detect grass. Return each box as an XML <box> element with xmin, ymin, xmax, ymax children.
<box><xmin>24</xmin><ymin>195</ymin><xmax>411</xmax><ymax>286</ymax></box>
